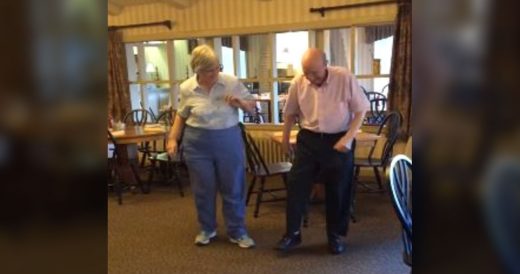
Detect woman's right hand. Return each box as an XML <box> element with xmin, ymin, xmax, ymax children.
<box><xmin>167</xmin><ymin>139</ymin><xmax>178</xmax><ymax>157</ymax></box>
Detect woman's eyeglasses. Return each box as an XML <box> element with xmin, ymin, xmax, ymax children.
<box><xmin>200</xmin><ymin>64</ymin><xmax>223</xmax><ymax>74</ymax></box>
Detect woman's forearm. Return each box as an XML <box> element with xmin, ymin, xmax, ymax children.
<box><xmin>169</xmin><ymin>115</ymin><xmax>186</xmax><ymax>141</ymax></box>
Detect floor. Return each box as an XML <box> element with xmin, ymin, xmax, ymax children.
<box><xmin>108</xmin><ymin>171</ymin><xmax>410</xmax><ymax>274</ymax></box>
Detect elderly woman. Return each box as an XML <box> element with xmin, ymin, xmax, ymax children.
<box><xmin>167</xmin><ymin>45</ymin><xmax>256</xmax><ymax>248</ymax></box>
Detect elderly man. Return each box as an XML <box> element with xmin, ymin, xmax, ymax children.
<box><xmin>276</xmin><ymin>48</ymin><xmax>370</xmax><ymax>254</ymax></box>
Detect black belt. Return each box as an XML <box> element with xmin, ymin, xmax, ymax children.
<box><xmin>300</xmin><ymin>128</ymin><xmax>346</xmax><ymax>139</ymax></box>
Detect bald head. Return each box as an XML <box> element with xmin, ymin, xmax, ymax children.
<box><xmin>302</xmin><ymin>48</ymin><xmax>327</xmax><ymax>67</ymax></box>
<box><xmin>301</xmin><ymin>48</ymin><xmax>328</xmax><ymax>86</ymax></box>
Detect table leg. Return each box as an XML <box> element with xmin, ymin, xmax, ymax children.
<box><xmin>116</xmin><ymin>144</ymin><xmax>143</xmax><ymax>191</ymax></box>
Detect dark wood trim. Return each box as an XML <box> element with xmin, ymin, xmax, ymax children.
<box><xmin>108</xmin><ymin>20</ymin><xmax>173</xmax><ymax>31</ymax></box>
<box><xmin>310</xmin><ymin>1</ymin><xmax>397</xmax><ymax>17</ymax></box>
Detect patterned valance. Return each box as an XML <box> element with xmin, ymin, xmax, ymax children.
<box><xmin>365</xmin><ymin>24</ymin><xmax>396</xmax><ymax>44</ymax></box>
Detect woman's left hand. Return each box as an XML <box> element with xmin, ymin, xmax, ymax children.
<box><xmin>224</xmin><ymin>95</ymin><xmax>243</xmax><ymax>108</ymax></box>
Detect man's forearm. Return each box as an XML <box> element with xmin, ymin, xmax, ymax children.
<box><xmin>283</xmin><ymin>113</ymin><xmax>297</xmax><ymax>142</ymax></box>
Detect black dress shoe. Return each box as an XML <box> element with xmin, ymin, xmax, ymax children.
<box><xmin>276</xmin><ymin>233</ymin><xmax>302</xmax><ymax>252</ymax></box>
<box><xmin>328</xmin><ymin>235</ymin><xmax>346</xmax><ymax>255</ymax></box>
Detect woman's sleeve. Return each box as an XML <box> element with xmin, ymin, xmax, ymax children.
<box><xmin>234</xmin><ymin>80</ymin><xmax>255</xmax><ymax>100</ymax></box>
<box><xmin>177</xmin><ymin>88</ymin><xmax>191</xmax><ymax>118</ymax></box>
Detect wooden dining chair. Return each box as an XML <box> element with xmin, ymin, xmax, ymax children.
<box><xmin>360</xmin><ymin>85</ymin><xmax>368</xmax><ymax>94</ymax></box>
<box><xmin>364</xmin><ymin>91</ymin><xmax>387</xmax><ymax>126</ymax></box>
<box><xmin>146</xmin><ymin>110</ymin><xmax>185</xmax><ymax>196</ymax></box>
<box><xmin>349</xmin><ymin>111</ymin><xmax>401</xmax><ymax>220</ymax></box>
<box><xmin>148</xmin><ymin>107</ymin><xmax>157</xmax><ymax>122</ymax></box>
<box><xmin>123</xmin><ymin>109</ymin><xmax>156</xmax><ymax>167</ymax></box>
<box><xmin>481</xmin><ymin>157</ymin><xmax>520</xmax><ymax>273</ymax></box>
<box><xmin>238</xmin><ymin>123</ymin><xmax>292</xmax><ymax>218</ymax></box>
<box><xmin>123</xmin><ymin>109</ymin><xmax>153</xmax><ymax>126</ymax></box>
<box><xmin>148</xmin><ymin>108</ymin><xmax>176</xmax><ymax>154</ymax></box>
<box><xmin>381</xmin><ymin>83</ymin><xmax>389</xmax><ymax>95</ymax></box>
<box><xmin>354</xmin><ymin>111</ymin><xmax>401</xmax><ymax>191</ymax></box>
<box><xmin>146</xmin><ymin>152</ymin><xmax>185</xmax><ymax>197</ymax></box>
<box><xmin>404</xmin><ymin>135</ymin><xmax>412</xmax><ymax>159</ymax></box>
<box><xmin>388</xmin><ymin>154</ymin><xmax>412</xmax><ymax>267</ymax></box>
<box><xmin>243</xmin><ymin>102</ymin><xmax>265</xmax><ymax>124</ymax></box>
<box><xmin>155</xmin><ymin>108</ymin><xmax>175</xmax><ymax>126</ymax></box>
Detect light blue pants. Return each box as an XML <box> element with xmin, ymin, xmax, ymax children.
<box><xmin>182</xmin><ymin>125</ymin><xmax>247</xmax><ymax>238</ymax></box>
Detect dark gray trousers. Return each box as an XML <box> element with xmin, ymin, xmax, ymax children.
<box><xmin>286</xmin><ymin>129</ymin><xmax>356</xmax><ymax>237</ymax></box>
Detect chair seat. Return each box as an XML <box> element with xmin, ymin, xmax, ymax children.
<box><xmin>150</xmin><ymin>152</ymin><xmax>182</xmax><ymax>162</ymax></box>
<box><xmin>253</xmin><ymin>162</ymin><xmax>292</xmax><ymax>176</ymax></box>
<box><xmin>146</xmin><ymin>152</ymin><xmax>185</xmax><ymax>196</ymax></box>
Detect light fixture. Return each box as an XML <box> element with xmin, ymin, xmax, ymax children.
<box><xmin>146</xmin><ymin>63</ymin><xmax>156</xmax><ymax>73</ymax></box>
<box><xmin>146</xmin><ymin>63</ymin><xmax>159</xmax><ymax>81</ymax></box>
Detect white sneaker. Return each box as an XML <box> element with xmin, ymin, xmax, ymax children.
<box><xmin>229</xmin><ymin>234</ymin><xmax>256</xmax><ymax>248</ymax></box>
<box><xmin>194</xmin><ymin>231</ymin><xmax>217</xmax><ymax>246</ymax></box>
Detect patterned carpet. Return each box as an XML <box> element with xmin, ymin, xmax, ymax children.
<box><xmin>108</xmin><ymin>175</ymin><xmax>410</xmax><ymax>274</ymax></box>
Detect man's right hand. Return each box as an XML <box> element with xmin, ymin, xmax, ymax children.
<box><xmin>282</xmin><ymin>139</ymin><xmax>293</xmax><ymax>157</ymax></box>
<box><xmin>167</xmin><ymin>139</ymin><xmax>178</xmax><ymax>157</ymax></box>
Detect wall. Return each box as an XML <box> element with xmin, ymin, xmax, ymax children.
<box><xmin>108</xmin><ymin>0</ymin><xmax>397</xmax><ymax>42</ymax></box>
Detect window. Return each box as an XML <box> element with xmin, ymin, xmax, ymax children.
<box><xmin>144</xmin><ymin>41</ymin><xmax>168</xmax><ymax>82</ymax></box>
<box><xmin>125</xmin><ymin>40</ymin><xmax>175</xmax><ymax>119</ymax></box>
<box><xmin>276</xmin><ymin>31</ymin><xmax>309</xmax><ymax>76</ymax></box>
<box><xmin>373</xmin><ymin>36</ymin><xmax>393</xmax><ymax>96</ymax></box>
<box><xmin>354</xmin><ymin>24</ymin><xmax>394</xmax><ymax>96</ymax></box>
<box><xmin>172</xmin><ymin>40</ymin><xmax>193</xmax><ymax>81</ymax></box>
<box><xmin>122</xmin><ymin>24</ymin><xmax>394</xmax><ymax>124</ymax></box>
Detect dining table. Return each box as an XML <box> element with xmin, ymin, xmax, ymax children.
<box><xmin>110</xmin><ymin>123</ymin><xmax>169</xmax><ymax>144</ymax></box>
<box><xmin>109</xmin><ymin>124</ymin><xmax>169</xmax><ymax>190</ymax></box>
<box><xmin>270</xmin><ymin>129</ymin><xmax>381</xmax><ymax>147</ymax></box>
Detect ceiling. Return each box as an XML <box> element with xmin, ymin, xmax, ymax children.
<box><xmin>108</xmin><ymin>0</ymin><xmax>273</xmax><ymax>15</ymax></box>
<box><xmin>108</xmin><ymin>0</ymin><xmax>197</xmax><ymax>15</ymax></box>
